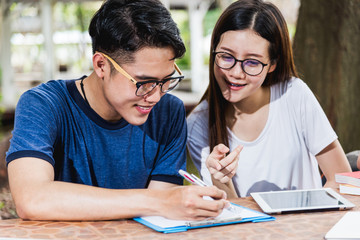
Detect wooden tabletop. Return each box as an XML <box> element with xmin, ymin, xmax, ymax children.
<box><xmin>0</xmin><ymin>191</ymin><xmax>359</xmax><ymax>240</ymax></box>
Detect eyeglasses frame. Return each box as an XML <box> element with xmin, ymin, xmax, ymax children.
<box><xmin>213</xmin><ymin>51</ymin><xmax>269</xmax><ymax>76</ymax></box>
<box><xmin>98</xmin><ymin>52</ymin><xmax>184</xmax><ymax>96</ymax></box>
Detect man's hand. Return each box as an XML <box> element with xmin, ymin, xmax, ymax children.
<box><xmin>160</xmin><ymin>185</ymin><xmax>228</xmax><ymax>221</ymax></box>
<box><xmin>206</xmin><ymin>144</ymin><xmax>243</xmax><ymax>184</ymax></box>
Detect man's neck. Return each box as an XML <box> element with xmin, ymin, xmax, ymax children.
<box><xmin>76</xmin><ymin>72</ymin><xmax>122</xmax><ymax>122</ymax></box>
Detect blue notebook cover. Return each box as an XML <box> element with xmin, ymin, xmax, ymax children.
<box><xmin>134</xmin><ymin>203</ymin><xmax>275</xmax><ymax>233</ymax></box>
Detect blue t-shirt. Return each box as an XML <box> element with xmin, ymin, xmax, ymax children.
<box><xmin>6</xmin><ymin>77</ymin><xmax>186</xmax><ymax>188</ymax></box>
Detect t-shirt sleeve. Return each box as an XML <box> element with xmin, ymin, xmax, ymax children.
<box><xmin>290</xmin><ymin>79</ymin><xmax>337</xmax><ymax>155</ymax></box>
<box><xmin>186</xmin><ymin>101</ymin><xmax>213</xmax><ymax>186</ymax></box>
<box><xmin>150</xmin><ymin>96</ymin><xmax>187</xmax><ymax>185</ymax></box>
<box><xmin>6</xmin><ymin>88</ymin><xmax>59</xmax><ymax>166</ymax></box>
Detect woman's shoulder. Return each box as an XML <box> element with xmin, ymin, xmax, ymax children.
<box><xmin>187</xmin><ymin>100</ymin><xmax>209</xmax><ymax>128</ymax></box>
<box><xmin>288</xmin><ymin>77</ymin><xmax>309</xmax><ymax>89</ymax></box>
<box><xmin>273</xmin><ymin>77</ymin><xmax>313</xmax><ymax>100</ymax></box>
<box><xmin>187</xmin><ymin>100</ymin><xmax>209</xmax><ymax>119</ymax></box>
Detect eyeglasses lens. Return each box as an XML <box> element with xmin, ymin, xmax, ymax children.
<box><xmin>137</xmin><ymin>82</ymin><xmax>157</xmax><ymax>96</ymax></box>
<box><xmin>216</xmin><ymin>53</ymin><xmax>234</xmax><ymax>69</ymax></box>
<box><xmin>215</xmin><ymin>53</ymin><xmax>264</xmax><ymax>76</ymax></box>
<box><xmin>242</xmin><ymin>60</ymin><xmax>263</xmax><ymax>76</ymax></box>
<box><xmin>136</xmin><ymin>77</ymin><xmax>182</xmax><ymax>96</ymax></box>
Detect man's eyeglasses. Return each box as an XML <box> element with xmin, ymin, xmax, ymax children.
<box><xmin>214</xmin><ymin>52</ymin><xmax>268</xmax><ymax>76</ymax></box>
<box><xmin>99</xmin><ymin>52</ymin><xmax>185</xmax><ymax>96</ymax></box>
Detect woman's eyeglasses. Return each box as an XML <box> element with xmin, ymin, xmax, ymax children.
<box><xmin>214</xmin><ymin>52</ymin><xmax>268</xmax><ymax>76</ymax></box>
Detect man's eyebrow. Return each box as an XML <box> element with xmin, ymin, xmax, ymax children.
<box><xmin>135</xmin><ymin>70</ymin><xmax>176</xmax><ymax>81</ymax></box>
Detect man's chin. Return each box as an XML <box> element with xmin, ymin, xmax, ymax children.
<box><xmin>126</xmin><ymin>115</ymin><xmax>149</xmax><ymax>126</ymax></box>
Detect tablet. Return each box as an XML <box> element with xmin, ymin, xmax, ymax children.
<box><xmin>250</xmin><ymin>188</ymin><xmax>355</xmax><ymax>214</ymax></box>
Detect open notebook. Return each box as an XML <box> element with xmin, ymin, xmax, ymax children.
<box><xmin>134</xmin><ymin>203</ymin><xmax>275</xmax><ymax>233</ymax></box>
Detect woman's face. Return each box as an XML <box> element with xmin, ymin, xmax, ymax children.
<box><xmin>214</xmin><ymin>29</ymin><xmax>276</xmax><ymax>104</ymax></box>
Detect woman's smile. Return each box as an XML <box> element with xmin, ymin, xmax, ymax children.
<box><xmin>224</xmin><ymin>78</ymin><xmax>247</xmax><ymax>89</ymax></box>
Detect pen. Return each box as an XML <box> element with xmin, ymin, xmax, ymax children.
<box><xmin>178</xmin><ymin>170</ymin><xmax>240</xmax><ymax>213</ymax></box>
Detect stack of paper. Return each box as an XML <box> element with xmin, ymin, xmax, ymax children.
<box><xmin>335</xmin><ymin>171</ymin><xmax>360</xmax><ymax>195</ymax></box>
<box><xmin>325</xmin><ymin>212</ymin><xmax>360</xmax><ymax>239</ymax></box>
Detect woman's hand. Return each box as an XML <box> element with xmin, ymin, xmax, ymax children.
<box><xmin>206</xmin><ymin>144</ymin><xmax>243</xmax><ymax>184</ymax></box>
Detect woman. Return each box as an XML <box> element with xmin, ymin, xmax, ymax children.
<box><xmin>187</xmin><ymin>0</ymin><xmax>351</xmax><ymax>198</ymax></box>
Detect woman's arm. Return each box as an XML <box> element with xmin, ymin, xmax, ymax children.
<box><xmin>316</xmin><ymin>140</ymin><xmax>352</xmax><ymax>188</ymax></box>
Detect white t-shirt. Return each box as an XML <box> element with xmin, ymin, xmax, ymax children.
<box><xmin>187</xmin><ymin>78</ymin><xmax>337</xmax><ymax>197</ymax></box>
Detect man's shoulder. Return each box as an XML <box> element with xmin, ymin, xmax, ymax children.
<box><xmin>145</xmin><ymin>94</ymin><xmax>185</xmax><ymax>129</ymax></box>
<box><xmin>23</xmin><ymin>79</ymin><xmax>68</xmax><ymax>99</ymax></box>
<box><xmin>159</xmin><ymin>93</ymin><xmax>183</xmax><ymax>105</ymax></box>
<box><xmin>153</xmin><ymin>93</ymin><xmax>185</xmax><ymax>113</ymax></box>
<box><xmin>17</xmin><ymin>79</ymin><xmax>78</xmax><ymax>115</ymax></box>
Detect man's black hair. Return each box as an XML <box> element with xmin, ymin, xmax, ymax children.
<box><xmin>89</xmin><ymin>0</ymin><xmax>185</xmax><ymax>62</ymax></box>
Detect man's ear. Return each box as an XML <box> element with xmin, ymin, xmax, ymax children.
<box><xmin>93</xmin><ymin>52</ymin><xmax>107</xmax><ymax>78</ymax></box>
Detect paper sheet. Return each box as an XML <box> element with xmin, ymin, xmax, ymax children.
<box><xmin>140</xmin><ymin>203</ymin><xmax>264</xmax><ymax>229</ymax></box>
<box><xmin>325</xmin><ymin>211</ymin><xmax>360</xmax><ymax>239</ymax></box>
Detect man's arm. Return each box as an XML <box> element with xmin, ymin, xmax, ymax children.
<box><xmin>8</xmin><ymin>157</ymin><xmax>228</xmax><ymax>221</ymax></box>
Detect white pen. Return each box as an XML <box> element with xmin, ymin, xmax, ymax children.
<box><xmin>191</xmin><ymin>173</ymin><xmax>208</xmax><ymax>187</ymax></box>
<box><xmin>178</xmin><ymin>169</ymin><xmax>239</xmax><ymax>213</ymax></box>
<box><xmin>179</xmin><ymin>169</ymin><xmax>205</xmax><ymax>186</ymax></box>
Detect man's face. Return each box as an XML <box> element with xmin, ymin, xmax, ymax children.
<box><xmin>100</xmin><ymin>47</ymin><xmax>176</xmax><ymax>125</ymax></box>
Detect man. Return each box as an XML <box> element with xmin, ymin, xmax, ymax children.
<box><xmin>6</xmin><ymin>0</ymin><xmax>228</xmax><ymax>221</ymax></box>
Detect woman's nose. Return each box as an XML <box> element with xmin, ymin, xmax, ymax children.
<box><xmin>228</xmin><ymin>62</ymin><xmax>246</xmax><ymax>79</ymax></box>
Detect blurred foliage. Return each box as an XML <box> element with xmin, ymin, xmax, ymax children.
<box><xmin>0</xmin><ymin>67</ymin><xmax>2</xmax><ymax>102</ymax></box>
<box><xmin>204</xmin><ymin>8</ymin><xmax>223</xmax><ymax>36</ymax></box>
<box><xmin>203</xmin><ymin>8</ymin><xmax>222</xmax><ymax>65</ymax></box>
<box><xmin>172</xmin><ymin>10</ymin><xmax>190</xmax><ymax>69</ymax></box>
<box><xmin>53</xmin><ymin>2</ymin><xmax>101</xmax><ymax>32</ymax></box>
<box><xmin>52</xmin><ymin>2</ymin><xmax>100</xmax><ymax>73</ymax></box>
<box><xmin>173</xmin><ymin>8</ymin><xmax>222</xmax><ymax>69</ymax></box>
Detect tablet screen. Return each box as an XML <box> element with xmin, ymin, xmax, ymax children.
<box><xmin>251</xmin><ymin>188</ymin><xmax>355</xmax><ymax>214</ymax></box>
<box><xmin>259</xmin><ymin>189</ymin><xmax>343</xmax><ymax>209</ymax></box>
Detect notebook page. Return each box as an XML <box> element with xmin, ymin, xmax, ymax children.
<box><xmin>140</xmin><ymin>203</ymin><xmax>263</xmax><ymax>229</ymax></box>
<box><xmin>325</xmin><ymin>211</ymin><xmax>360</xmax><ymax>239</ymax></box>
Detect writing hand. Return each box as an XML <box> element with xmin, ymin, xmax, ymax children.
<box><xmin>160</xmin><ymin>185</ymin><xmax>228</xmax><ymax>221</ymax></box>
<box><xmin>206</xmin><ymin>144</ymin><xmax>243</xmax><ymax>184</ymax></box>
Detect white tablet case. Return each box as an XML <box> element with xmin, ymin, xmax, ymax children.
<box><xmin>251</xmin><ymin>188</ymin><xmax>355</xmax><ymax>214</ymax></box>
